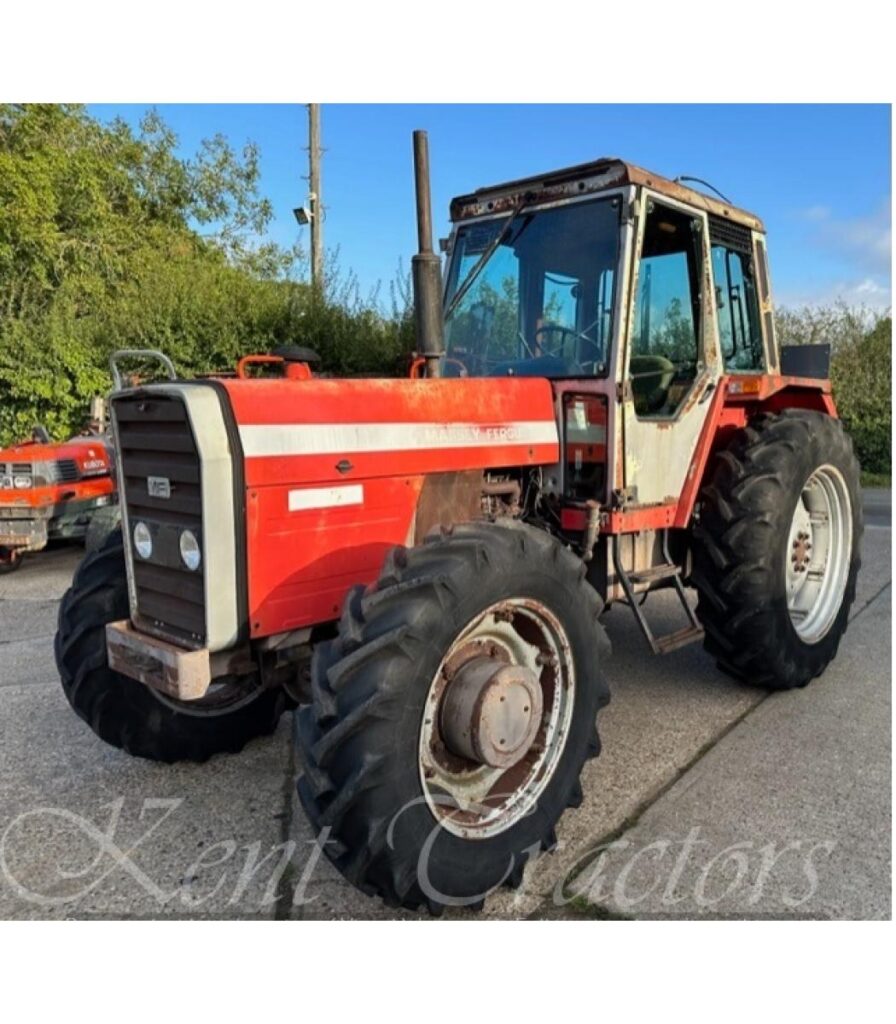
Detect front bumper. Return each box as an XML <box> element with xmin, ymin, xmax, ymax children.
<box><xmin>0</xmin><ymin>517</ymin><xmax>48</xmax><ymax>553</ymax></box>
<box><xmin>106</xmin><ymin>620</ymin><xmax>213</xmax><ymax>700</ymax></box>
<box><xmin>0</xmin><ymin>494</ymin><xmax>113</xmax><ymax>550</ymax></box>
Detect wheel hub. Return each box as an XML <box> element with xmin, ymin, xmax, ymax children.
<box><xmin>440</xmin><ymin>656</ymin><xmax>543</xmax><ymax>768</ymax></box>
<box><xmin>791</xmin><ymin>530</ymin><xmax>812</xmax><ymax>573</ymax></box>
<box><xmin>418</xmin><ymin>597</ymin><xmax>575</xmax><ymax>839</ymax></box>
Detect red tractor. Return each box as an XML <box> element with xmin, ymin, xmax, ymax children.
<box><xmin>55</xmin><ymin>133</ymin><xmax>861</xmax><ymax>912</ymax></box>
<box><xmin>0</xmin><ymin>404</ymin><xmax>116</xmax><ymax>573</ymax></box>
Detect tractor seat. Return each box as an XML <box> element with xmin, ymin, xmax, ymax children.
<box><xmin>629</xmin><ymin>354</ymin><xmax>675</xmax><ymax>415</ymax></box>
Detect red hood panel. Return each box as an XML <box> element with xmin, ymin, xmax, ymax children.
<box><xmin>219</xmin><ymin>376</ymin><xmax>560</xmax><ymax>487</ymax></box>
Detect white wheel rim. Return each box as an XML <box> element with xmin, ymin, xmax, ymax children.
<box><xmin>418</xmin><ymin>598</ymin><xmax>575</xmax><ymax>839</ymax></box>
<box><xmin>786</xmin><ymin>464</ymin><xmax>852</xmax><ymax>644</ymax></box>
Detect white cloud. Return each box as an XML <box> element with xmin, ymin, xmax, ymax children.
<box><xmin>777</xmin><ymin>274</ymin><xmax>891</xmax><ymax>312</ymax></box>
<box><xmin>800</xmin><ymin>199</ymin><xmax>891</xmax><ymax>277</ymax></box>
<box><xmin>802</xmin><ymin>204</ymin><xmax>832</xmax><ymax>223</ymax></box>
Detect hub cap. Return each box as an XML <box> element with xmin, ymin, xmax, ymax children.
<box><xmin>418</xmin><ymin>598</ymin><xmax>575</xmax><ymax>839</ymax></box>
<box><xmin>786</xmin><ymin>464</ymin><xmax>852</xmax><ymax>644</ymax></box>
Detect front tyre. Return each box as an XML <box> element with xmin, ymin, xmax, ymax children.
<box><xmin>692</xmin><ymin>409</ymin><xmax>862</xmax><ymax>689</ymax></box>
<box><xmin>295</xmin><ymin>521</ymin><xmax>611</xmax><ymax>913</ymax></box>
<box><xmin>54</xmin><ymin>530</ymin><xmax>288</xmax><ymax>762</ymax></box>
<box><xmin>0</xmin><ymin>546</ymin><xmax>23</xmax><ymax>574</ymax></box>
<box><xmin>84</xmin><ymin>503</ymin><xmax>121</xmax><ymax>553</ymax></box>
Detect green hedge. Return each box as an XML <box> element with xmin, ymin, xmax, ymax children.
<box><xmin>776</xmin><ymin>305</ymin><xmax>891</xmax><ymax>475</ymax></box>
<box><xmin>0</xmin><ymin>104</ymin><xmax>412</xmax><ymax>446</ymax></box>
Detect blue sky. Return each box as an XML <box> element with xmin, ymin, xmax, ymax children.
<box><xmin>89</xmin><ymin>104</ymin><xmax>891</xmax><ymax>310</ymax></box>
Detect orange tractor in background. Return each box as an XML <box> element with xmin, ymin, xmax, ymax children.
<box><xmin>0</xmin><ymin>399</ymin><xmax>116</xmax><ymax>573</ymax></box>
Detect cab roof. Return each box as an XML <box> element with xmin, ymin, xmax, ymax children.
<box><xmin>449</xmin><ymin>157</ymin><xmax>764</xmax><ymax>233</ymax></box>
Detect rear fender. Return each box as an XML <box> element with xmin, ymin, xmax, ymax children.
<box><xmin>675</xmin><ymin>375</ymin><xmax>836</xmax><ymax>529</ymax></box>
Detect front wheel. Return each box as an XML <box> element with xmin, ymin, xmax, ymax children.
<box><xmin>0</xmin><ymin>546</ymin><xmax>23</xmax><ymax>574</ymax></box>
<box><xmin>295</xmin><ymin>521</ymin><xmax>611</xmax><ymax>913</ymax></box>
<box><xmin>54</xmin><ymin>530</ymin><xmax>289</xmax><ymax>762</ymax></box>
<box><xmin>691</xmin><ymin>409</ymin><xmax>862</xmax><ymax>689</ymax></box>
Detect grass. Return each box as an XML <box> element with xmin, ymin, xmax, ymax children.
<box><xmin>861</xmin><ymin>471</ymin><xmax>891</xmax><ymax>488</ymax></box>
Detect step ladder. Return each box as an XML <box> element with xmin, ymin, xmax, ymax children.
<box><xmin>611</xmin><ymin>530</ymin><xmax>704</xmax><ymax>655</ymax></box>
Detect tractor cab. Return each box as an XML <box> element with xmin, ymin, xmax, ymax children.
<box><xmin>440</xmin><ymin>158</ymin><xmax>779</xmax><ymax>514</ymax></box>
<box><xmin>442</xmin><ymin>157</ymin><xmax>771</xmax><ymax>378</ymax></box>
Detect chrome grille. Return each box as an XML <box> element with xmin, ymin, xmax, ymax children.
<box><xmin>113</xmin><ymin>393</ymin><xmax>205</xmax><ymax>646</ymax></box>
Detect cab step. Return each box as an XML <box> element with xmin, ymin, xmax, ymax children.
<box><xmin>611</xmin><ymin>531</ymin><xmax>704</xmax><ymax>656</ymax></box>
<box><xmin>653</xmin><ymin>625</ymin><xmax>705</xmax><ymax>655</ymax></box>
<box><xmin>627</xmin><ymin>563</ymin><xmax>681</xmax><ymax>585</ymax></box>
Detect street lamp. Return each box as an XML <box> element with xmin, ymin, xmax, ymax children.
<box><xmin>293</xmin><ymin>203</ymin><xmax>313</xmax><ymax>227</ymax></box>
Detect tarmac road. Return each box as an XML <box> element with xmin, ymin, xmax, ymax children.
<box><xmin>863</xmin><ymin>487</ymin><xmax>891</xmax><ymax>528</ymax></box>
<box><xmin>0</xmin><ymin>492</ymin><xmax>889</xmax><ymax>920</ymax></box>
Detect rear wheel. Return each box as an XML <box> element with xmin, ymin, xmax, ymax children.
<box><xmin>295</xmin><ymin>521</ymin><xmax>611</xmax><ymax>912</ymax></box>
<box><xmin>691</xmin><ymin>409</ymin><xmax>862</xmax><ymax>689</ymax></box>
<box><xmin>54</xmin><ymin>529</ymin><xmax>288</xmax><ymax>762</ymax></box>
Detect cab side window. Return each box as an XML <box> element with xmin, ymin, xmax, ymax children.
<box><xmin>629</xmin><ymin>202</ymin><xmax>703</xmax><ymax>417</ymax></box>
<box><xmin>709</xmin><ymin>218</ymin><xmax>764</xmax><ymax>372</ymax></box>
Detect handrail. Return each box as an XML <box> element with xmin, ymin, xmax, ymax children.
<box><xmin>109</xmin><ymin>350</ymin><xmax>177</xmax><ymax>391</ymax></box>
<box><xmin>236</xmin><ymin>355</ymin><xmax>285</xmax><ymax>379</ymax></box>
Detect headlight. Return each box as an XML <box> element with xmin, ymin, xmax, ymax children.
<box><xmin>179</xmin><ymin>529</ymin><xmax>201</xmax><ymax>571</ymax></box>
<box><xmin>31</xmin><ymin>461</ymin><xmax>58</xmax><ymax>486</ymax></box>
<box><xmin>13</xmin><ymin>475</ymin><xmax>32</xmax><ymax>489</ymax></box>
<box><xmin>133</xmin><ymin>521</ymin><xmax>153</xmax><ymax>560</ymax></box>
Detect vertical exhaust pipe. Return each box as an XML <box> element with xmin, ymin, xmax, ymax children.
<box><xmin>411</xmin><ymin>130</ymin><xmax>444</xmax><ymax>379</ymax></box>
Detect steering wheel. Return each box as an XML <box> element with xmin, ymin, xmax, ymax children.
<box><xmin>409</xmin><ymin>356</ymin><xmax>469</xmax><ymax>379</ymax></box>
<box><xmin>534</xmin><ymin>323</ymin><xmax>603</xmax><ymax>364</ymax></box>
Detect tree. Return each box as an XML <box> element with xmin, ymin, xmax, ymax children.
<box><xmin>0</xmin><ymin>105</ymin><xmax>409</xmax><ymax>444</ymax></box>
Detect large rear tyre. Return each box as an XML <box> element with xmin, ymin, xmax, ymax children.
<box><xmin>691</xmin><ymin>409</ymin><xmax>862</xmax><ymax>689</ymax></box>
<box><xmin>294</xmin><ymin>521</ymin><xmax>611</xmax><ymax>913</ymax></box>
<box><xmin>54</xmin><ymin>529</ymin><xmax>288</xmax><ymax>762</ymax></box>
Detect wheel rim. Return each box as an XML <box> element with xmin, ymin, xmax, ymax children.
<box><xmin>785</xmin><ymin>464</ymin><xmax>852</xmax><ymax>644</ymax></box>
<box><xmin>418</xmin><ymin>598</ymin><xmax>575</xmax><ymax>839</ymax></box>
<box><xmin>151</xmin><ymin>675</ymin><xmax>265</xmax><ymax>717</ymax></box>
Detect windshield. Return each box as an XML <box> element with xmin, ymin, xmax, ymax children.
<box><xmin>442</xmin><ymin>197</ymin><xmax>621</xmax><ymax>378</ymax></box>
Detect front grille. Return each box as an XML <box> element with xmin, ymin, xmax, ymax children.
<box><xmin>54</xmin><ymin>459</ymin><xmax>79</xmax><ymax>483</ymax></box>
<box><xmin>113</xmin><ymin>393</ymin><xmax>206</xmax><ymax>646</ymax></box>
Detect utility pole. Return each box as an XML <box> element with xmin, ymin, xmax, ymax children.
<box><xmin>308</xmin><ymin>103</ymin><xmax>323</xmax><ymax>293</ymax></box>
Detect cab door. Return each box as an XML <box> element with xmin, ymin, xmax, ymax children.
<box><xmin>619</xmin><ymin>193</ymin><xmax>721</xmax><ymax>506</ymax></box>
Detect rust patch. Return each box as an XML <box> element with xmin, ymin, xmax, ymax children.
<box><xmin>450</xmin><ymin>157</ymin><xmax>764</xmax><ymax>232</ymax></box>
<box><xmin>414</xmin><ymin>470</ymin><xmax>484</xmax><ymax>540</ymax></box>
<box><xmin>105</xmin><ymin>620</ymin><xmax>211</xmax><ymax>700</ymax></box>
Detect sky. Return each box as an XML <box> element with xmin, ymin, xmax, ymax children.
<box><xmin>88</xmin><ymin>104</ymin><xmax>892</xmax><ymax>311</ymax></box>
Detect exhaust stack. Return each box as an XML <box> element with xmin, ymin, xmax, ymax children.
<box><xmin>411</xmin><ymin>130</ymin><xmax>444</xmax><ymax>379</ymax></box>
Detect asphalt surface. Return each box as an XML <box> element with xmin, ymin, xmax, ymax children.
<box><xmin>0</xmin><ymin>494</ymin><xmax>889</xmax><ymax>920</ymax></box>
<box><xmin>863</xmin><ymin>487</ymin><xmax>891</xmax><ymax>528</ymax></box>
